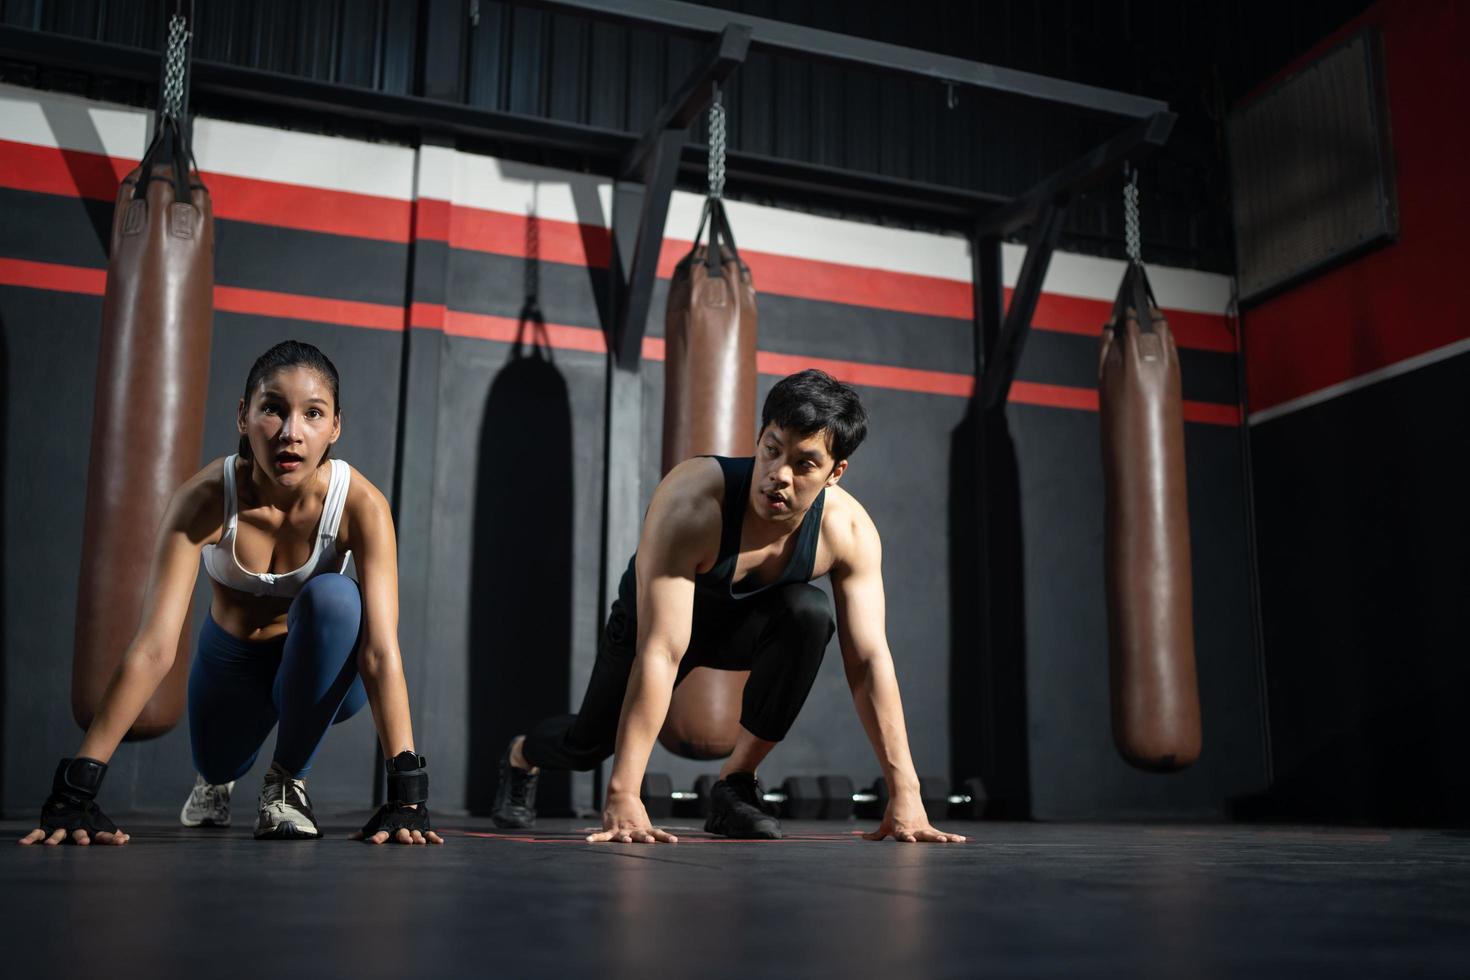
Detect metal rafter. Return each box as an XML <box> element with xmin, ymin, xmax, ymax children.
<box><xmin>518</xmin><ymin>0</ymin><xmax>1166</xmax><ymax>119</ymax></box>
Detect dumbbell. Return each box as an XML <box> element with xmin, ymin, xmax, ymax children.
<box><xmin>683</xmin><ymin>774</ymin><xmax>853</xmax><ymax>820</ymax></box>
<box><xmin>855</xmin><ymin>776</ymin><xmax>988</xmax><ymax>820</ymax></box>
<box><xmin>957</xmin><ymin>777</ymin><xmax>988</xmax><ymax>820</ymax></box>
<box><xmin>639</xmin><ymin>772</ymin><xmax>674</xmax><ymax>818</ymax></box>
<box><xmin>763</xmin><ymin>775</ymin><xmax>854</xmax><ymax>820</ymax></box>
<box><xmin>673</xmin><ymin>773</ymin><xmax>988</xmax><ymax>821</ymax></box>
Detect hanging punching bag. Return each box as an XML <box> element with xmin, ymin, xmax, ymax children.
<box><xmin>1098</xmin><ymin>261</ymin><xmax>1201</xmax><ymax>771</ymax></box>
<box><xmin>72</xmin><ymin>58</ymin><xmax>213</xmax><ymax>739</ymax></box>
<box><xmin>658</xmin><ymin>195</ymin><xmax>758</xmax><ymax>760</ymax></box>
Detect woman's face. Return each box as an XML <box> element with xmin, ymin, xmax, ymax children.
<box><xmin>237</xmin><ymin>366</ymin><xmax>340</xmax><ymax>489</ymax></box>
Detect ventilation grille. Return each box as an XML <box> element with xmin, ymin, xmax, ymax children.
<box><xmin>1228</xmin><ymin>29</ymin><xmax>1397</xmax><ymax>303</ymax></box>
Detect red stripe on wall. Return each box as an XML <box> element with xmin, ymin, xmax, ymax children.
<box><xmin>1183</xmin><ymin>401</ymin><xmax>1243</xmax><ymax>426</ymax></box>
<box><xmin>652</xmin><ymin>238</ymin><xmax>976</xmax><ymax>321</ymax></box>
<box><xmin>1</xmin><ymin>256</ymin><xmax>1238</xmax><ymax>424</ymax></box>
<box><xmin>207</xmin><ymin>172</ymin><xmax>411</xmax><ymax>243</ymax></box>
<box><xmin>1011</xmin><ymin>380</ymin><xmax>1097</xmax><ymax>412</ymax></box>
<box><xmin>414</xmin><ymin>199</ymin><xmax>451</xmax><ymax>242</ymax></box>
<box><xmin>442</xmin><ymin>309</ymin><xmax>610</xmax><ymax>354</ymax></box>
<box><xmin>0</xmin><ymin>140</ymin><xmax>130</xmax><ymax>199</ymax></box>
<box><xmin>410</xmin><ymin>301</ymin><xmax>446</xmax><ymax>330</ymax></box>
<box><xmin>0</xmin><ymin>139</ymin><xmax>412</xmax><ymax>243</ymax></box>
<box><xmin>0</xmin><ymin>140</ymin><xmax>1235</xmax><ymax>353</ymax></box>
<box><xmin>755</xmin><ymin>350</ymin><xmax>976</xmax><ymax>398</ymax></box>
<box><xmin>445</xmin><ymin>205</ymin><xmax>1232</xmax><ymax>350</ymax></box>
<box><xmin>214</xmin><ymin>285</ymin><xmax>404</xmax><ymax>331</ymax></box>
<box><xmin>1030</xmin><ymin>292</ymin><xmax>1238</xmax><ymax>353</ymax></box>
<box><xmin>0</xmin><ymin>255</ymin><xmax>106</xmax><ymax>295</ymax></box>
<box><xmin>444</xmin><ymin>206</ymin><xmax>612</xmax><ymax>268</ymax></box>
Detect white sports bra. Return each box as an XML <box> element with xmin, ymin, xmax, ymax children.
<box><xmin>201</xmin><ymin>454</ymin><xmax>352</xmax><ymax>598</ymax></box>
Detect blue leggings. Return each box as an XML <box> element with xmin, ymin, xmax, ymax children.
<box><xmin>188</xmin><ymin>574</ymin><xmax>368</xmax><ymax>782</ymax></box>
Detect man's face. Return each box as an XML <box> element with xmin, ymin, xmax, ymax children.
<box><xmin>750</xmin><ymin>423</ymin><xmax>847</xmax><ymax>524</ymax></box>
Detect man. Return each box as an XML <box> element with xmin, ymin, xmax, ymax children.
<box><xmin>493</xmin><ymin>370</ymin><xmax>963</xmax><ymax>844</ymax></box>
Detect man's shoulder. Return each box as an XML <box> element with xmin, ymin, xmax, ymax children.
<box><xmin>820</xmin><ymin>484</ymin><xmax>880</xmax><ymax>557</ymax></box>
<box><xmin>647</xmin><ymin>457</ymin><xmax>726</xmax><ymax>544</ymax></box>
<box><xmin>659</xmin><ymin>457</ymin><xmax>726</xmax><ymax>506</ymax></box>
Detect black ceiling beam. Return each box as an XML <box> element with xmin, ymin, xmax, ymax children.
<box><xmin>517</xmin><ymin>0</ymin><xmax>1167</xmax><ymax>119</ymax></box>
<box><xmin>620</xmin><ymin>23</ymin><xmax>749</xmax><ymax>180</ymax></box>
<box><xmin>977</xmin><ymin>111</ymin><xmax>1177</xmax><ymax>238</ymax></box>
<box><xmin>0</xmin><ymin>25</ymin><xmax>1003</xmax><ymax>228</ymax></box>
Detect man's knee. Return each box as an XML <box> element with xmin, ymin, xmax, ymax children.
<box><xmin>289</xmin><ymin>574</ymin><xmax>362</xmax><ymax>633</ymax></box>
<box><xmin>775</xmin><ymin>584</ymin><xmax>835</xmax><ymax>643</ymax></box>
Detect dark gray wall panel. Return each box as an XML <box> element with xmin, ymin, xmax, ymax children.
<box><xmin>1007</xmin><ymin>404</ymin><xmax>1267</xmax><ymax>819</ymax></box>
<box><xmin>1247</xmin><ymin>352</ymin><xmax>1470</xmax><ymax>824</ymax></box>
<box><xmin>1</xmin><ymin>286</ymin><xmax>104</xmax><ymax>815</ymax></box>
<box><xmin>213</xmin><ymin>222</ymin><xmax>410</xmax><ymax>307</ymax></box>
<box><xmin>418</xmin><ymin>336</ymin><xmax>607</xmax><ymax>815</ymax></box>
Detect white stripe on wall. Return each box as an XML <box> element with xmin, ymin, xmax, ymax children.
<box><xmin>1</xmin><ymin>82</ymin><xmax>1234</xmax><ymax>316</ymax></box>
<box><xmin>0</xmin><ymin>82</ymin><xmax>416</xmax><ymax>200</ymax></box>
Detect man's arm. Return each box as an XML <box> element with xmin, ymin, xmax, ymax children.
<box><xmin>587</xmin><ymin>463</ymin><xmax>718</xmax><ymax>844</ymax></box>
<box><xmin>831</xmin><ymin>504</ymin><xmax>965</xmax><ymax>844</ymax></box>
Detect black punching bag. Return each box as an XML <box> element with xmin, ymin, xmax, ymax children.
<box><xmin>658</xmin><ymin>197</ymin><xmax>758</xmax><ymax>760</ymax></box>
<box><xmin>72</xmin><ymin>108</ymin><xmax>213</xmax><ymax>738</ymax></box>
<box><xmin>1098</xmin><ymin>262</ymin><xmax>1201</xmax><ymax>771</ymax></box>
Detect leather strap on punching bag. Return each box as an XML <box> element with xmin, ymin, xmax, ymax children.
<box><xmin>1098</xmin><ymin>261</ymin><xmax>1201</xmax><ymax>771</ymax></box>
<box><xmin>658</xmin><ymin>193</ymin><xmax>759</xmax><ymax>760</ymax></box>
<box><xmin>72</xmin><ymin>98</ymin><xmax>214</xmax><ymax>738</ymax></box>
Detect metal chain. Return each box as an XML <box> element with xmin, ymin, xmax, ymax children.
<box><xmin>1123</xmin><ymin>166</ymin><xmax>1141</xmax><ymax>265</ymax></box>
<box><xmin>707</xmin><ymin>85</ymin><xmax>726</xmax><ymax>200</ymax></box>
<box><xmin>162</xmin><ymin>15</ymin><xmax>191</xmax><ymax>121</ymax></box>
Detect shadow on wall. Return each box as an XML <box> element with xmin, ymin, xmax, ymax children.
<box><xmin>39</xmin><ymin>100</ymin><xmax>117</xmax><ymax>257</ymax></box>
<box><xmin>466</xmin><ymin>209</ymin><xmax>575</xmax><ymax>815</ymax></box>
<box><xmin>949</xmin><ymin>403</ymin><xmax>1031</xmax><ymax>819</ymax></box>
<box><xmin>498</xmin><ymin>160</ymin><xmax>614</xmax><ymax>331</ymax></box>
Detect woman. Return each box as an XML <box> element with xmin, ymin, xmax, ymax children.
<box><xmin>21</xmin><ymin>341</ymin><xmax>442</xmax><ymax>845</ymax></box>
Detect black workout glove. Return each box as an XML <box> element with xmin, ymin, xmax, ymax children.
<box><xmin>359</xmin><ymin>751</ymin><xmax>432</xmax><ymax>838</ymax></box>
<box><xmin>40</xmin><ymin>757</ymin><xmax>119</xmax><ymax>839</ymax></box>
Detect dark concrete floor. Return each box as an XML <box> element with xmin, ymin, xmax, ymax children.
<box><xmin>5</xmin><ymin>815</ymin><xmax>1469</xmax><ymax>978</ymax></box>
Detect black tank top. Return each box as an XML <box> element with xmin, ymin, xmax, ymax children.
<box><xmin>615</xmin><ymin>455</ymin><xmax>826</xmax><ymax>619</ymax></box>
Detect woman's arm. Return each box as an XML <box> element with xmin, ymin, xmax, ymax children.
<box><xmin>20</xmin><ymin>462</ymin><xmax>222</xmax><ymax>845</ymax></box>
<box><xmin>342</xmin><ymin>471</ymin><xmax>442</xmax><ymax>845</ymax></box>
<box><xmin>343</xmin><ymin>474</ymin><xmax>415</xmax><ymax>758</ymax></box>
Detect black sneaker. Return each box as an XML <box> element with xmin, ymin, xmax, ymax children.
<box><xmin>704</xmin><ymin>772</ymin><xmax>781</xmax><ymax>839</ymax></box>
<box><xmin>490</xmin><ymin>741</ymin><xmax>538</xmax><ymax>829</ymax></box>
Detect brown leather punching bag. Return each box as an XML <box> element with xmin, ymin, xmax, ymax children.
<box><xmin>658</xmin><ymin>197</ymin><xmax>758</xmax><ymax>759</ymax></box>
<box><xmin>72</xmin><ymin>117</ymin><xmax>213</xmax><ymax>738</ymax></box>
<box><xmin>1098</xmin><ymin>262</ymin><xmax>1201</xmax><ymax>771</ymax></box>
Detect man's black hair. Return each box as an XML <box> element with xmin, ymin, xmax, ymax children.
<box><xmin>760</xmin><ymin>369</ymin><xmax>868</xmax><ymax>462</ymax></box>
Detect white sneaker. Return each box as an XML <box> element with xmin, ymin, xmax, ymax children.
<box><xmin>180</xmin><ymin>774</ymin><xmax>234</xmax><ymax>827</ymax></box>
<box><xmin>254</xmin><ymin>761</ymin><xmax>322</xmax><ymax>840</ymax></box>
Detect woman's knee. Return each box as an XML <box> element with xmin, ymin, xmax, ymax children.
<box><xmin>288</xmin><ymin>574</ymin><xmax>362</xmax><ymax>633</ymax></box>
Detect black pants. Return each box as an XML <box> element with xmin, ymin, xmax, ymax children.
<box><xmin>522</xmin><ymin>582</ymin><xmax>835</xmax><ymax>771</ymax></box>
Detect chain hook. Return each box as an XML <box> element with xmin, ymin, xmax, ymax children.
<box><xmin>161</xmin><ymin>14</ymin><xmax>191</xmax><ymax>122</ymax></box>
<box><xmin>1123</xmin><ymin>164</ymin><xmax>1142</xmax><ymax>266</ymax></box>
<box><xmin>707</xmin><ymin>83</ymin><xmax>726</xmax><ymax>200</ymax></box>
